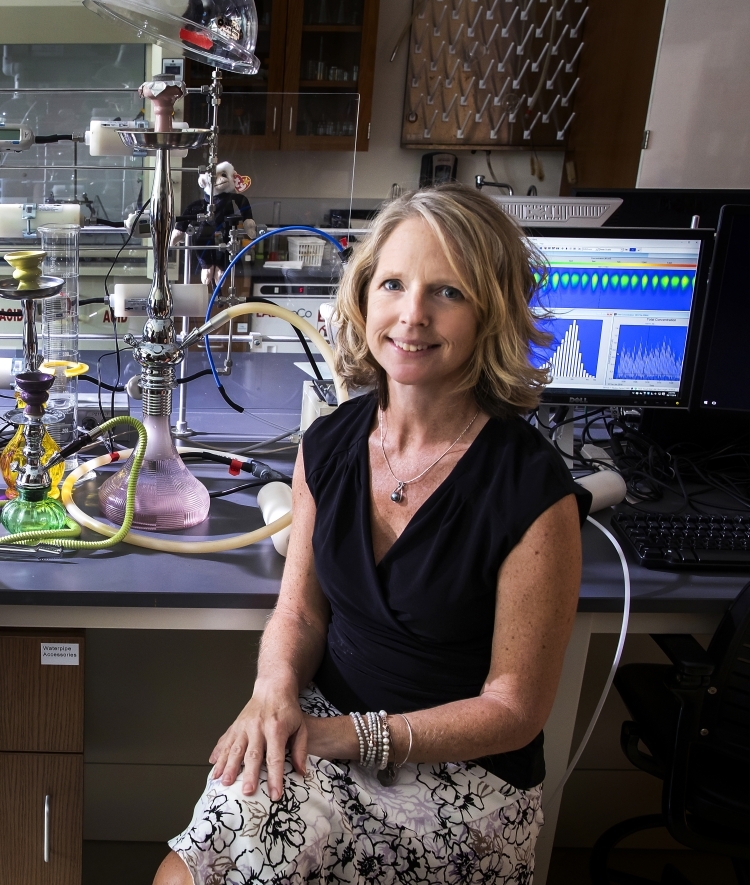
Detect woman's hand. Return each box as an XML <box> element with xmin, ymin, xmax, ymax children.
<box><xmin>209</xmin><ymin>688</ymin><xmax>309</xmax><ymax>801</ymax></box>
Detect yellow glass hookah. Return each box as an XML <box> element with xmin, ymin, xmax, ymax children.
<box><xmin>0</xmin><ymin>251</ymin><xmax>68</xmax><ymax>528</ymax></box>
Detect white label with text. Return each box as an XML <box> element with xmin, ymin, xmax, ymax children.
<box><xmin>41</xmin><ymin>643</ymin><xmax>80</xmax><ymax>665</ymax></box>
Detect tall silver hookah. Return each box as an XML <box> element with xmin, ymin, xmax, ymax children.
<box><xmin>97</xmin><ymin>73</ymin><xmax>222</xmax><ymax>530</ymax></box>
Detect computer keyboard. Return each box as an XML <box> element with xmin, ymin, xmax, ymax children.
<box><xmin>611</xmin><ymin>512</ymin><xmax>750</xmax><ymax>571</ymax></box>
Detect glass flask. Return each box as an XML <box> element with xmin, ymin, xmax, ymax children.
<box><xmin>1</xmin><ymin>487</ymin><xmax>68</xmax><ymax>533</ymax></box>
<box><xmin>83</xmin><ymin>0</ymin><xmax>260</xmax><ymax>74</ymax></box>
<box><xmin>98</xmin><ymin>414</ymin><xmax>210</xmax><ymax>530</ymax></box>
<box><xmin>0</xmin><ymin>417</ymin><xmax>64</xmax><ymax>500</ymax></box>
<box><xmin>39</xmin><ymin>224</ymin><xmax>81</xmax><ymax>469</ymax></box>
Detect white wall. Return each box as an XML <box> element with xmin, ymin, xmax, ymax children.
<box><xmin>638</xmin><ymin>0</ymin><xmax>750</xmax><ymax>188</ymax></box>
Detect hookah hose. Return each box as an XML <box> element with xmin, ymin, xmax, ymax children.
<box><xmin>202</xmin><ymin>225</ymin><xmax>346</xmax><ymax>403</ymax></box>
<box><xmin>58</xmin><ymin>306</ymin><xmax>347</xmax><ymax>553</ymax></box>
<box><xmin>0</xmin><ymin>416</ymin><xmax>147</xmax><ymax>550</ymax></box>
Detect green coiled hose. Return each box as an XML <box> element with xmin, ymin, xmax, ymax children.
<box><xmin>1</xmin><ymin>415</ymin><xmax>147</xmax><ymax>550</ymax></box>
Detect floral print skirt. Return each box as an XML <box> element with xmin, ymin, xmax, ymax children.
<box><xmin>169</xmin><ymin>685</ymin><xmax>544</xmax><ymax>885</ymax></box>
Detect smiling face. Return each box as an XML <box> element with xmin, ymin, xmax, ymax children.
<box><xmin>364</xmin><ymin>217</ymin><xmax>478</xmax><ymax>395</ymax></box>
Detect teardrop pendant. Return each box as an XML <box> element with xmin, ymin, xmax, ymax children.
<box><xmin>390</xmin><ymin>482</ymin><xmax>405</xmax><ymax>503</ymax></box>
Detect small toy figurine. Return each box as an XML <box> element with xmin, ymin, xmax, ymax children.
<box><xmin>170</xmin><ymin>161</ymin><xmax>256</xmax><ymax>285</ymax></box>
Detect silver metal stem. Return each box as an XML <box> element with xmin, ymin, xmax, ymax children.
<box><xmin>175</xmin><ymin>231</ymin><xmax>194</xmax><ymax>437</ymax></box>
<box><xmin>22</xmin><ymin>298</ymin><xmax>40</xmax><ymax>370</ymax></box>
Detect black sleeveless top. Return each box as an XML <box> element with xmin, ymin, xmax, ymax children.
<box><xmin>303</xmin><ymin>394</ymin><xmax>591</xmax><ymax>789</ymax></box>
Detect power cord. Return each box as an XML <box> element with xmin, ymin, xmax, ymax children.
<box><xmin>546</xmin><ymin>516</ymin><xmax>631</xmax><ymax>805</ymax></box>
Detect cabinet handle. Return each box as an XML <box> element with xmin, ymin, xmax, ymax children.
<box><xmin>289</xmin><ymin>107</ymin><xmax>293</xmax><ymax>132</ymax></box>
<box><xmin>272</xmin><ymin>106</ymin><xmax>277</xmax><ymax>132</ymax></box>
<box><xmin>43</xmin><ymin>794</ymin><xmax>50</xmax><ymax>863</ymax></box>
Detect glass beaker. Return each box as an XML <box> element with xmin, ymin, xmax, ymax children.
<box><xmin>38</xmin><ymin>224</ymin><xmax>81</xmax><ymax>469</ymax></box>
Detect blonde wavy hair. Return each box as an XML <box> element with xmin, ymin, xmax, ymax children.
<box><xmin>334</xmin><ymin>183</ymin><xmax>551</xmax><ymax>417</ymax></box>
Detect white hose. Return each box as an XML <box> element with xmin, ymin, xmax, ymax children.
<box><xmin>61</xmin><ymin>304</ymin><xmax>348</xmax><ymax>552</ymax></box>
<box><xmin>547</xmin><ymin>516</ymin><xmax>631</xmax><ymax>804</ymax></box>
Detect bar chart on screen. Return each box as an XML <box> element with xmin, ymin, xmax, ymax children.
<box><xmin>532</xmin><ymin>318</ymin><xmax>603</xmax><ymax>380</ymax></box>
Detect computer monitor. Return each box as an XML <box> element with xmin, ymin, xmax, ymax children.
<box><xmin>526</xmin><ymin>227</ymin><xmax>714</xmax><ymax>408</ymax></box>
<box><xmin>693</xmin><ymin>205</ymin><xmax>750</xmax><ymax>412</ymax></box>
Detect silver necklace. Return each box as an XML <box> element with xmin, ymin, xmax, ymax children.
<box><xmin>379</xmin><ymin>408</ymin><xmax>480</xmax><ymax>503</ymax></box>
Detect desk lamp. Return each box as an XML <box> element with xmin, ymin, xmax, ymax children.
<box><xmin>82</xmin><ymin>0</ymin><xmax>260</xmax><ymax>530</ymax></box>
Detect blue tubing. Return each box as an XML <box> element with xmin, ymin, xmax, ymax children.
<box><xmin>202</xmin><ymin>226</ymin><xmax>345</xmax><ymax>390</ymax></box>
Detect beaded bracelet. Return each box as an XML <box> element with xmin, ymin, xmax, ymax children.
<box><xmin>349</xmin><ymin>710</ymin><xmax>391</xmax><ymax>772</ymax></box>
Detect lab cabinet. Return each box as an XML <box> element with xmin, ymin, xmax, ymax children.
<box><xmin>0</xmin><ymin>631</ymin><xmax>84</xmax><ymax>885</ymax></box>
<box><xmin>184</xmin><ymin>0</ymin><xmax>379</xmax><ymax>151</ymax></box>
<box><xmin>0</xmin><ymin>753</ymin><xmax>83</xmax><ymax>885</ymax></box>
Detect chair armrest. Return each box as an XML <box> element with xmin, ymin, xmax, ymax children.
<box><xmin>650</xmin><ymin>634</ymin><xmax>714</xmax><ymax>677</ymax></box>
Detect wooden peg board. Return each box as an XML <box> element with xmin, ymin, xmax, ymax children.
<box><xmin>401</xmin><ymin>0</ymin><xmax>587</xmax><ymax>149</ymax></box>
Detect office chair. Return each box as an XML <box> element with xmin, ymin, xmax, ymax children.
<box><xmin>590</xmin><ymin>580</ymin><xmax>750</xmax><ymax>885</ymax></box>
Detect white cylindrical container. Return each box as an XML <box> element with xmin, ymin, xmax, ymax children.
<box><xmin>257</xmin><ymin>481</ymin><xmax>293</xmax><ymax>556</ymax></box>
<box><xmin>575</xmin><ymin>469</ymin><xmax>628</xmax><ymax>513</ymax></box>
<box><xmin>39</xmin><ymin>224</ymin><xmax>80</xmax><ymax>468</ymax></box>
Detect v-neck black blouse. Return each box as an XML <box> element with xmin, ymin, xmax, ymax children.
<box><xmin>303</xmin><ymin>394</ymin><xmax>590</xmax><ymax>788</ymax></box>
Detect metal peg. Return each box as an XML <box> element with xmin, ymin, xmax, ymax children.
<box><xmin>498</xmin><ymin>42</ymin><xmax>515</xmax><ymax>70</ymax></box>
<box><xmin>494</xmin><ymin>75</ymin><xmax>511</xmax><ymax>104</ymax></box>
<box><xmin>484</xmin><ymin>22</ymin><xmax>499</xmax><ymax>44</ymax></box>
<box><xmin>508</xmin><ymin>94</ymin><xmax>526</xmax><ymax>122</ymax></box>
<box><xmin>433</xmin><ymin>4</ymin><xmax>448</xmax><ymax>35</ymax></box>
<box><xmin>452</xmin><ymin>0</ymin><xmax>465</xmax><ymax>18</ymax></box>
<box><xmin>542</xmin><ymin>93</ymin><xmax>560</xmax><ymax>122</ymax></box>
<box><xmin>449</xmin><ymin>22</ymin><xmax>465</xmax><ymax>51</ymax></box>
<box><xmin>501</xmin><ymin>6</ymin><xmax>519</xmax><ymax>36</ymax></box>
<box><xmin>427</xmin><ymin>75</ymin><xmax>443</xmax><ymax>104</ymax></box>
<box><xmin>430</xmin><ymin>41</ymin><xmax>447</xmax><ymax>70</ymax></box>
<box><xmin>460</xmin><ymin>76</ymin><xmax>477</xmax><ymax>104</ymax></box>
<box><xmin>486</xmin><ymin>0</ymin><xmax>500</xmax><ymax>19</ymax></box>
<box><xmin>457</xmin><ymin>108</ymin><xmax>472</xmax><ymax>138</ymax></box>
<box><xmin>517</xmin><ymin>23</ymin><xmax>535</xmax><ymax>54</ymax></box>
<box><xmin>423</xmin><ymin>109</ymin><xmax>439</xmax><ymax>138</ymax></box>
<box><xmin>571</xmin><ymin>5</ymin><xmax>588</xmax><ymax>37</ymax></box>
<box><xmin>442</xmin><ymin>92</ymin><xmax>459</xmax><ymax>121</ymax></box>
<box><xmin>513</xmin><ymin>59</ymin><xmax>530</xmax><ymax>88</ymax></box>
<box><xmin>546</xmin><ymin>57</ymin><xmax>565</xmax><ymax>87</ymax></box>
<box><xmin>531</xmin><ymin>42</ymin><xmax>550</xmax><ymax>71</ymax></box>
<box><xmin>490</xmin><ymin>110</ymin><xmax>508</xmax><ymax>138</ymax></box>
<box><xmin>468</xmin><ymin>5</ymin><xmax>484</xmax><ymax>36</ymax></box>
<box><xmin>446</xmin><ymin>57</ymin><xmax>461</xmax><ymax>85</ymax></box>
<box><xmin>44</xmin><ymin>795</ymin><xmax>50</xmax><ymax>863</ymax></box>
<box><xmin>551</xmin><ymin>23</ymin><xmax>569</xmax><ymax>54</ymax></box>
<box><xmin>557</xmin><ymin>111</ymin><xmax>575</xmax><ymax>139</ymax></box>
<box><xmin>475</xmin><ymin>93</ymin><xmax>492</xmax><ymax>122</ymax></box>
<box><xmin>561</xmin><ymin>76</ymin><xmax>580</xmax><ymax>106</ymax></box>
<box><xmin>520</xmin><ymin>0</ymin><xmax>535</xmax><ymax>19</ymax></box>
<box><xmin>479</xmin><ymin>57</ymin><xmax>496</xmax><ymax>88</ymax></box>
<box><xmin>536</xmin><ymin>5</ymin><xmax>553</xmax><ymax>36</ymax></box>
<box><xmin>556</xmin><ymin>0</ymin><xmax>570</xmax><ymax>19</ymax></box>
<box><xmin>523</xmin><ymin>111</ymin><xmax>541</xmax><ymax>139</ymax></box>
<box><xmin>566</xmin><ymin>41</ymin><xmax>584</xmax><ymax>71</ymax></box>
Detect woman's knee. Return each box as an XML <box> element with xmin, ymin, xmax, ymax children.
<box><xmin>153</xmin><ymin>849</ymin><xmax>193</xmax><ymax>885</ymax></box>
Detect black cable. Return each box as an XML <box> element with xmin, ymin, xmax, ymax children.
<box><xmin>175</xmin><ymin>368</ymin><xmax>213</xmax><ymax>385</ymax></box>
<box><xmin>79</xmin><ymin>297</ymin><xmax>108</xmax><ymax>306</ymax></box>
<box><xmin>34</xmin><ymin>134</ymin><xmax>73</xmax><ymax>144</ymax></box>
<box><xmin>103</xmin><ymin>200</ymin><xmax>150</xmax><ymax>428</ymax></box>
<box><xmin>208</xmin><ymin>479</ymin><xmax>265</xmax><ymax>499</ymax></box>
<box><xmin>80</xmin><ymin>374</ymin><xmax>126</xmax><ymax>392</ymax></box>
<box><xmin>247</xmin><ymin>296</ymin><xmax>324</xmax><ymax>381</ymax></box>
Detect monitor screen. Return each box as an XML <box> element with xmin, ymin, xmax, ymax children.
<box><xmin>526</xmin><ymin>228</ymin><xmax>713</xmax><ymax>408</ymax></box>
<box><xmin>695</xmin><ymin>206</ymin><xmax>750</xmax><ymax>412</ymax></box>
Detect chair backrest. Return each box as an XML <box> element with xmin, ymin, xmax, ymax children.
<box><xmin>703</xmin><ymin>578</ymin><xmax>750</xmax><ymax>757</ymax></box>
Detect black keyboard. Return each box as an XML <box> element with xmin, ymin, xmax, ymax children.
<box><xmin>611</xmin><ymin>512</ymin><xmax>750</xmax><ymax>571</ymax></box>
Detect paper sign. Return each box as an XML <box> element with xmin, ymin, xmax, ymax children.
<box><xmin>41</xmin><ymin>643</ymin><xmax>79</xmax><ymax>666</ymax></box>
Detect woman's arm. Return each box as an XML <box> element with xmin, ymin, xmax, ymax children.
<box><xmin>209</xmin><ymin>444</ymin><xmax>331</xmax><ymax>800</ymax></box>
<box><xmin>305</xmin><ymin>493</ymin><xmax>583</xmax><ymax>767</ymax></box>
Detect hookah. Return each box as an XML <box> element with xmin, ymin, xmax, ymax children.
<box><xmin>97</xmin><ymin>76</ymin><xmax>213</xmax><ymax>530</ymax></box>
<box><xmin>0</xmin><ymin>251</ymin><xmax>68</xmax><ymax>530</ymax></box>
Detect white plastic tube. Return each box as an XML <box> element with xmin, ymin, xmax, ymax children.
<box><xmin>257</xmin><ymin>482</ymin><xmax>293</xmax><ymax>556</ymax></box>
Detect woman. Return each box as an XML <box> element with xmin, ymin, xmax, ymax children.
<box><xmin>155</xmin><ymin>184</ymin><xmax>590</xmax><ymax>885</ymax></box>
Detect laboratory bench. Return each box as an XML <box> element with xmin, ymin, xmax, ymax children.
<box><xmin>0</xmin><ymin>473</ymin><xmax>747</xmax><ymax>884</ymax></box>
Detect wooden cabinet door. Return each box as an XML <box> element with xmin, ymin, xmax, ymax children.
<box><xmin>0</xmin><ymin>631</ymin><xmax>84</xmax><ymax>753</ymax></box>
<box><xmin>184</xmin><ymin>0</ymin><xmax>289</xmax><ymax>150</ymax></box>
<box><xmin>0</xmin><ymin>753</ymin><xmax>83</xmax><ymax>885</ymax></box>
<box><xmin>281</xmin><ymin>0</ymin><xmax>379</xmax><ymax>151</ymax></box>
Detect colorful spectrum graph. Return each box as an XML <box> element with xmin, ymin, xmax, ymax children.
<box><xmin>532</xmin><ymin>318</ymin><xmax>602</xmax><ymax>379</ymax></box>
<box><xmin>531</xmin><ymin>267</ymin><xmax>696</xmax><ymax>311</ymax></box>
<box><xmin>614</xmin><ymin>325</ymin><xmax>688</xmax><ymax>382</ymax></box>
